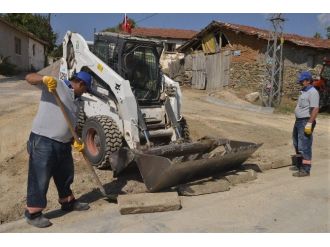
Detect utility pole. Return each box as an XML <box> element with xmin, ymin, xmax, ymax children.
<box><xmin>46</xmin><ymin>13</ymin><xmax>51</xmax><ymax>66</ymax></box>
<box><xmin>261</xmin><ymin>14</ymin><xmax>285</xmax><ymax>107</ymax></box>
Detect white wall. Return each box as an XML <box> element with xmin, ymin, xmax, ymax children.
<box><xmin>0</xmin><ymin>21</ymin><xmax>45</xmax><ymax>72</ymax></box>
<box><xmin>28</xmin><ymin>38</ymin><xmax>45</xmax><ymax>71</ymax></box>
<box><xmin>0</xmin><ymin>21</ymin><xmax>29</xmax><ymax>71</ymax></box>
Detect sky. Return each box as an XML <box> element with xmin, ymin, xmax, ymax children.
<box><xmin>50</xmin><ymin>13</ymin><xmax>330</xmax><ymax>44</ymax></box>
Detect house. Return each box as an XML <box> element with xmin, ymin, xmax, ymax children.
<box><xmin>178</xmin><ymin>20</ymin><xmax>330</xmax><ymax>94</ymax></box>
<box><xmin>0</xmin><ymin>18</ymin><xmax>48</xmax><ymax>72</ymax></box>
<box><xmin>130</xmin><ymin>27</ymin><xmax>197</xmax><ymax>71</ymax></box>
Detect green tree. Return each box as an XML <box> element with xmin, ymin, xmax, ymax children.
<box><xmin>49</xmin><ymin>43</ymin><xmax>63</xmax><ymax>58</ymax></box>
<box><xmin>102</xmin><ymin>18</ymin><xmax>136</xmax><ymax>32</ymax></box>
<box><xmin>313</xmin><ymin>32</ymin><xmax>322</xmax><ymax>39</ymax></box>
<box><xmin>2</xmin><ymin>14</ymin><xmax>57</xmax><ymax>51</ymax></box>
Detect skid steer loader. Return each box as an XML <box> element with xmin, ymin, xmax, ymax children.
<box><xmin>59</xmin><ymin>31</ymin><xmax>261</xmax><ymax>192</ymax></box>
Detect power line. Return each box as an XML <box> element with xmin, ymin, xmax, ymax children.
<box><xmin>135</xmin><ymin>14</ymin><xmax>158</xmax><ymax>24</ymax></box>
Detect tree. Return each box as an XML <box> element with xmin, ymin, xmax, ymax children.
<box><xmin>2</xmin><ymin>14</ymin><xmax>57</xmax><ymax>51</ymax></box>
<box><xmin>49</xmin><ymin>43</ymin><xmax>63</xmax><ymax>59</ymax></box>
<box><xmin>327</xmin><ymin>26</ymin><xmax>330</xmax><ymax>39</ymax></box>
<box><xmin>313</xmin><ymin>32</ymin><xmax>322</xmax><ymax>39</ymax></box>
<box><xmin>102</xmin><ymin>18</ymin><xmax>136</xmax><ymax>33</ymax></box>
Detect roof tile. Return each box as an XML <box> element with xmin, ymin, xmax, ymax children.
<box><xmin>131</xmin><ymin>27</ymin><xmax>197</xmax><ymax>40</ymax></box>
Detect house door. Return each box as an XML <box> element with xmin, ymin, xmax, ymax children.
<box><xmin>205</xmin><ymin>50</ymin><xmax>231</xmax><ymax>90</ymax></box>
<box><xmin>191</xmin><ymin>52</ymin><xmax>206</xmax><ymax>89</ymax></box>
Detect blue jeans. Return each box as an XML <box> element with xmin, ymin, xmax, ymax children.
<box><xmin>292</xmin><ymin>118</ymin><xmax>315</xmax><ymax>172</ymax></box>
<box><xmin>27</xmin><ymin>132</ymin><xmax>74</xmax><ymax>208</ymax></box>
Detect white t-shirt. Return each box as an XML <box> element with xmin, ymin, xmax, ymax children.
<box><xmin>31</xmin><ymin>79</ymin><xmax>81</xmax><ymax>143</ymax></box>
<box><xmin>294</xmin><ymin>86</ymin><xmax>319</xmax><ymax>119</ymax></box>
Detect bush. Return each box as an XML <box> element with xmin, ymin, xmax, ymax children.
<box><xmin>0</xmin><ymin>55</ymin><xmax>17</xmax><ymax>76</ymax></box>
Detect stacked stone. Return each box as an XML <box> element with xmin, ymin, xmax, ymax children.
<box><xmin>229</xmin><ymin>61</ymin><xmax>323</xmax><ymax>98</ymax></box>
<box><xmin>229</xmin><ymin>62</ymin><xmax>266</xmax><ymax>92</ymax></box>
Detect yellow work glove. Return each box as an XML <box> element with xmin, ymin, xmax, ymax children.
<box><xmin>304</xmin><ymin>122</ymin><xmax>313</xmax><ymax>135</ymax></box>
<box><xmin>73</xmin><ymin>140</ymin><xmax>84</xmax><ymax>152</ymax></box>
<box><xmin>42</xmin><ymin>76</ymin><xmax>57</xmax><ymax>92</ymax></box>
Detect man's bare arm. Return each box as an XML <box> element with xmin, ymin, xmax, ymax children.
<box><xmin>309</xmin><ymin>107</ymin><xmax>319</xmax><ymax>123</ymax></box>
<box><xmin>25</xmin><ymin>73</ymin><xmax>43</xmax><ymax>85</ymax></box>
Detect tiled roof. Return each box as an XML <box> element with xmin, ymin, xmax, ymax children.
<box><xmin>215</xmin><ymin>21</ymin><xmax>330</xmax><ymax>49</ymax></box>
<box><xmin>179</xmin><ymin>20</ymin><xmax>330</xmax><ymax>51</ymax></box>
<box><xmin>131</xmin><ymin>27</ymin><xmax>198</xmax><ymax>40</ymax></box>
<box><xmin>0</xmin><ymin>17</ymin><xmax>48</xmax><ymax>46</ymax></box>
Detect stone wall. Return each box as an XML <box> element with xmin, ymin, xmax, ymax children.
<box><xmin>229</xmin><ymin>61</ymin><xmax>323</xmax><ymax>97</ymax></box>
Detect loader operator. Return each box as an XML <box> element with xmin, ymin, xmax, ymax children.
<box><xmin>291</xmin><ymin>71</ymin><xmax>319</xmax><ymax>177</ymax></box>
<box><xmin>24</xmin><ymin>71</ymin><xmax>92</xmax><ymax>228</ymax></box>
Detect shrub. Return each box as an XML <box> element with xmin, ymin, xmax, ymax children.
<box><xmin>0</xmin><ymin>55</ymin><xmax>17</xmax><ymax>76</ymax></box>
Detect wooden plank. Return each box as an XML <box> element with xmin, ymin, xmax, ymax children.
<box><xmin>223</xmin><ymin>50</ymin><xmax>231</xmax><ymax>86</ymax></box>
<box><xmin>192</xmin><ymin>52</ymin><xmax>206</xmax><ymax>89</ymax></box>
<box><xmin>206</xmin><ymin>53</ymin><xmax>221</xmax><ymax>90</ymax></box>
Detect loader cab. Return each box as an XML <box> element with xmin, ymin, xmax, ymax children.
<box><xmin>93</xmin><ymin>32</ymin><xmax>164</xmax><ymax>106</ymax></box>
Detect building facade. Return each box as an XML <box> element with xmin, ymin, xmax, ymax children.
<box><xmin>179</xmin><ymin>21</ymin><xmax>330</xmax><ymax>95</ymax></box>
<box><xmin>0</xmin><ymin>18</ymin><xmax>47</xmax><ymax>72</ymax></box>
<box><xmin>131</xmin><ymin>27</ymin><xmax>197</xmax><ymax>71</ymax></box>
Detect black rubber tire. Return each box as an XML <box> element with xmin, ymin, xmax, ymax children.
<box><xmin>179</xmin><ymin>117</ymin><xmax>191</xmax><ymax>142</ymax></box>
<box><xmin>82</xmin><ymin>115</ymin><xmax>122</xmax><ymax>169</ymax></box>
<box><xmin>76</xmin><ymin>105</ymin><xmax>86</xmax><ymax>138</ymax></box>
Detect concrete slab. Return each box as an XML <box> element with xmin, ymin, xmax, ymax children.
<box><xmin>118</xmin><ymin>192</ymin><xmax>181</xmax><ymax>215</ymax></box>
<box><xmin>178</xmin><ymin>178</ymin><xmax>230</xmax><ymax>196</ymax></box>
<box><xmin>271</xmin><ymin>158</ymin><xmax>291</xmax><ymax>169</ymax></box>
<box><xmin>242</xmin><ymin>162</ymin><xmax>272</xmax><ymax>172</ymax></box>
<box><xmin>204</xmin><ymin>96</ymin><xmax>274</xmax><ymax>114</ymax></box>
<box><xmin>225</xmin><ymin>169</ymin><xmax>257</xmax><ymax>185</ymax></box>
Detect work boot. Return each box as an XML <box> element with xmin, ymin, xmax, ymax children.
<box><xmin>289</xmin><ymin>166</ymin><xmax>299</xmax><ymax>171</ymax></box>
<box><xmin>61</xmin><ymin>199</ymin><xmax>90</xmax><ymax>212</ymax></box>
<box><xmin>291</xmin><ymin>154</ymin><xmax>302</xmax><ymax>169</ymax></box>
<box><xmin>25</xmin><ymin>210</ymin><xmax>52</xmax><ymax>228</ymax></box>
<box><xmin>292</xmin><ymin>169</ymin><xmax>310</xmax><ymax>177</ymax></box>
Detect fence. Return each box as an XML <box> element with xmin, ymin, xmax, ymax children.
<box><xmin>191</xmin><ymin>51</ymin><xmax>231</xmax><ymax>90</ymax></box>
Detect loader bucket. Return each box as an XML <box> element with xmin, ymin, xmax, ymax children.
<box><xmin>111</xmin><ymin>137</ymin><xmax>262</xmax><ymax>192</ymax></box>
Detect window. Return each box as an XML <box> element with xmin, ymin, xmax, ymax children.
<box><xmin>32</xmin><ymin>44</ymin><xmax>36</xmax><ymax>56</ymax></box>
<box><xmin>15</xmin><ymin>37</ymin><xmax>21</xmax><ymax>55</ymax></box>
<box><xmin>93</xmin><ymin>41</ymin><xmax>118</xmax><ymax>69</ymax></box>
<box><xmin>165</xmin><ymin>43</ymin><xmax>176</xmax><ymax>53</ymax></box>
<box><xmin>124</xmin><ymin>46</ymin><xmax>160</xmax><ymax>101</ymax></box>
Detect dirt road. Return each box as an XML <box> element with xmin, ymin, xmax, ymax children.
<box><xmin>0</xmin><ymin>78</ymin><xmax>329</xmax><ymax>232</ymax></box>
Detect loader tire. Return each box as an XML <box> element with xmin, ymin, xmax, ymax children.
<box><xmin>179</xmin><ymin>117</ymin><xmax>191</xmax><ymax>142</ymax></box>
<box><xmin>82</xmin><ymin>115</ymin><xmax>122</xmax><ymax>169</ymax></box>
<box><xmin>76</xmin><ymin>105</ymin><xmax>86</xmax><ymax>138</ymax></box>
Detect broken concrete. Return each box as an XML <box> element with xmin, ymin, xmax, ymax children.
<box><xmin>225</xmin><ymin>169</ymin><xmax>257</xmax><ymax>185</ymax></box>
<box><xmin>271</xmin><ymin>158</ymin><xmax>291</xmax><ymax>169</ymax></box>
<box><xmin>118</xmin><ymin>192</ymin><xmax>181</xmax><ymax>215</ymax></box>
<box><xmin>178</xmin><ymin>178</ymin><xmax>230</xmax><ymax>196</ymax></box>
<box><xmin>243</xmin><ymin>163</ymin><xmax>272</xmax><ymax>172</ymax></box>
